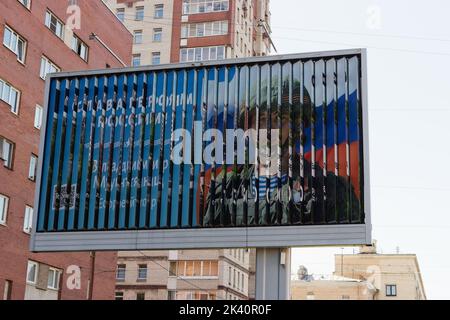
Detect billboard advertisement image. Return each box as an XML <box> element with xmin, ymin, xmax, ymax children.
<box><xmin>31</xmin><ymin>49</ymin><xmax>371</xmax><ymax>252</ymax></box>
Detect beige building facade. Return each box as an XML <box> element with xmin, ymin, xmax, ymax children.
<box><xmin>291</xmin><ymin>245</ymin><xmax>427</xmax><ymax>300</ymax></box>
<box><xmin>115</xmin><ymin>249</ymin><xmax>251</xmax><ymax>300</ymax></box>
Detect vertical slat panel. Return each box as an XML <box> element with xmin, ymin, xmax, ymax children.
<box><xmin>97</xmin><ymin>75</ymin><xmax>116</xmax><ymax>229</ymax></box>
<box><xmin>160</xmin><ymin>72</ymin><xmax>175</xmax><ymax>227</ymax></box>
<box><xmin>47</xmin><ymin>79</ymin><xmax>68</xmax><ymax>231</ymax></box>
<box><xmin>249</xmin><ymin>64</ymin><xmax>260</xmax><ymax>226</ymax></box>
<box><xmin>217</xmin><ymin>67</ymin><xmax>227</xmax><ymax>226</ymax></box>
<box><xmin>37</xmin><ymin>79</ymin><xmax>58</xmax><ymax>231</ymax></box>
<box><xmin>77</xmin><ymin>77</ymin><xmax>97</xmax><ymax>229</ymax></box>
<box><xmin>138</xmin><ymin>72</ymin><xmax>156</xmax><ymax>228</ymax></box>
<box><xmin>170</xmin><ymin>71</ymin><xmax>185</xmax><ymax>227</ymax></box>
<box><xmin>57</xmin><ymin>78</ymin><xmax>77</xmax><ymax>230</ymax></box>
<box><xmin>128</xmin><ymin>73</ymin><xmax>146</xmax><ymax>228</ymax></box>
<box><xmin>313</xmin><ymin>60</ymin><xmax>326</xmax><ymax>224</ymax></box>
<box><xmin>87</xmin><ymin>76</ymin><xmax>106</xmax><ymax>230</ymax></box>
<box><xmin>227</xmin><ymin>66</ymin><xmax>238</xmax><ymax>226</ymax></box>
<box><xmin>149</xmin><ymin>72</ymin><xmax>166</xmax><ymax>228</ymax></box>
<box><xmin>292</xmin><ymin>61</ymin><xmax>303</xmax><ymax>224</ymax></box>
<box><xmin>281</xmin><ymin>62</ymin><xmax>291</xmax><ymax>225</ymax></box>
<box><xmin>336</xmin><ymin>58</ymin><xmax>350</xmax><ymax>223</ymax></box>
<box><xmin>108</xmin><ymin>74</ymin><xmax>126</xmax><ymax>229</ymax></box>
<box><xmin>348</xmin><ymin>56</ymin><xmax>361</xmax><ymax>223</ymax></box>
<box><xmin>117</xmin><ymin>74</ymin><xmax>136</xmax><ymax>228</ymax></box>
<box><xmin>67</xmin><ymin>77</ymin><xmax>87</xmax><ymax>230</ymax></box>
<box><xmin>182</xmin><ymin>70</ymin><xmax>195</xmax><ymax>227</ymax></box>
<box><xmin>198</xmin><ymin>69</ymin><xmax>207</xmax><ymax>226</ymax></box>
<box><xmin>302</xmin><ymin>61</ymin><xmax>314</xmax><ymax>224</ymax></box>
<box><xmin>259</xmin><ymin>64</ymin><xmax>270</xmax><ymax>225</ymax></box>
<box><xmin>325</xmin><ymin>59</ymin><xmax>338</xmax><ymax>223</ymax></box>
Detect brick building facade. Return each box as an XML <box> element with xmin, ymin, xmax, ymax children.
<box><xmin>0</xmin><ymin>0</ymin><xmax>132</xmax><ymax>300</ymax></box>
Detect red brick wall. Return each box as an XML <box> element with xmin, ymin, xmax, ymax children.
<box><xmin>170</xmin><ymin>0</ymin><xmax>234</xmax><ymax>63</ymax></box>
<box><xmin>0</xmin><ymin>0</ymin><xmax>132</xmax><ymax>300</ymax></box>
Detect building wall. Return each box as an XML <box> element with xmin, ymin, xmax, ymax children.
<box><xmin>0</xmin><ymin>0</ymin><xmax>132</xmax><ymax>300</ymax></box>
<box><xmin>115</xmin><ymin>249</ymin><xmax>252</xmax><ymax>300</ymax></box>
<box><xmin>334</xmin><ymin>253</ymin><xmax>426</xmax><ymax>300</ymax></box>
<box><xmin>105</xmin><ymin>0</ymin><xmax>174</xmax><ymax>65</ymax></box>
<box><xmin>291</xmin><ymin>280</ymin><xmax>373</xmax><ymax>300</ymax></box>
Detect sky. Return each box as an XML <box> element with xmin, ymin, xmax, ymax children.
<box><xmin>270</xmin><ymin>0</ymin><xmax>450</xmax><ymax>299</ymax></box>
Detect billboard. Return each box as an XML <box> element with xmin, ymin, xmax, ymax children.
<box><xmin>30</xmin><ymin>49</ymin><xmax>371</xmax><ymax>252</ymax></box>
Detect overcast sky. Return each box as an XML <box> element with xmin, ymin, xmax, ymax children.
<box><xmin>270</xmin><ymin>0</ymin><xmax>450</xmax><ymax>300</ymax></box>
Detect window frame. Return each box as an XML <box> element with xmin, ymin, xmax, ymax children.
<box><xmin>26</xmin><ymin>261</ymin><xmax>38</xmax><ymax>284</ymax></box>
<box><xmin>0</xmin><ymin>78</ymin><xmax>21</xmax><ymax>114</ymax></box>
<box><xmin>116</xmin><ymin>8</ymin><xmax>125</xmax><ymax>22</ymax></box>
<box><xmin>28</xmin><ymin>154</ymin><xmax>38</xmax><ymax>181</ymax></box>
<box><xmin>71</xmin><ymin>34</ymin><xmax>89</xmax><ymax>62</ymax></box>
<box><xmin>133</xmin><ymin>30</ymin><xmax>143</xmax><ymax>44</ymax></box>
<box><xmin>152</xmin><ymin>52</ymin><xmax>161</xmax><ymax>65</ymax></box>
<box><xmin>47</xmin><ymin>267</ymin><xmax>61</xmax><ymax>290</ymax></box>
<box><xmin>0</xmin><ymin>136</ymin><xmax>15</xmax><ymax>169</ymax></box>
<box><xmin>116</xmin><ymin>264</ymin><xmax>126</xmax><ymax>281</ymax></box>
<box><xmin>45</xmin><ymin>10</ymin><xmax>65</xmax><ymax>40</ymax></box>
<box><xmin>34</xmin><ymin>104</ymin><xmax>43</xmax><ymax>129</ymax></box>
<box><xmin>182</xmin><ymin>0</ymin><xmax>229</xmax><ymax>15</ymax></box>
<box><xmin>154</xmin><ymin>4</ymin><xmax>164</xmax><ymax>19</ymax></box>
<box><xmin>153</xmin><ymin>28</ymin><xmax>162</xmax><ymax>42</ymax></box>
<box><xmin>39</xmin><ymin>56</ymin><xmax>60</xmax><ymax>80</ymax></box>
<box><xmin>137</xmin><ymin>264</ymin><xmax>148</xmax><ymax>281</ymax></box>
<box><xmin>3</xmin><ymin>25</ymin><xmax>27</xmax><ymax>63</ymax></box>
<box><xmin>18</xmin><ymin>0</ymin><xmax>32</xmax><ymax>10</ymax></box>
<box><xmin>132</xmin><ymin>54</ymin><xmax>141</xmax><ymax>67</ymax></box>
<box><xmin>135</xmin><ymin>6</ymin><xmax>144</xmax><ymax>21</ymax></box>
<box><xmin>115</xmin><ymin>291</ymin><xmax>124</xmax><ymax>300</ymax></box>
<box><xmin>386</xmin><ymin>284</ymin><xmax>397</xmax><ymax>297</ymax></box>
<box><xmin>23</xmin><ymin>205</ymin><xmax>34</xmax><ymax>233</ymax></box>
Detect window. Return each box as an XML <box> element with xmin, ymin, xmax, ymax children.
<box><xmin>386</xmin><ymin>284</ymin><xmax>397</xmax><ymax>297</ymax></box>
<box><xmin>116</xmin><ymin>8</ymin><xmax>125</xmax><ymax>22</ymax></box>
<box><xmin>23</xmin><ymin>206</ymin><xmax>33</xmax><ymax>233</ymax></box>
<box><xmin>26</xmin><ymin>261</ymin><xmax>38</xmax><ymax>284</ymax></box>
<box><xmin>47</xmin><ymin>268</ymin><xmax>61</xmax><ymax>290</ymax></box>
<box><xmin>132</xmin><ymin>54</ymin><xmax>141</xmax><ymax>67</ymax></box>
<box><xmin>153</xmin><ymin>28</ymin><xmax>162</xmax><ymax>42</ymax></box>
<box><xmin>138</xmin><ymin>264</ymin><xmax>147</xmax><ymax>280</ymax></box>
<box><xmin>135</xmin><ymin>6</ymin><xmax>144</xmax><ymax>21</ymax></box>
<box><xmin>136</xmin><ymin>292</ymin><xmax>145</xmax><ymax>300</ymax></box>
<box><xmin>168</xmin><ymin>291</ymin><xmax>176</xmax><ymax>300</ymax></box>
<box><xmin>228</xmin><ymin>267</ymin><xmax>232</xmax><ymax>285</ymax></box>
<box><xmin>3</xmin><ymin>280</ymin><xmax>12</xmax><ymax>300</ymax></box>
<box><xmin>3</xmin><ymin>25</ymin><xmax>27</xmax><ymax>63</ymax></box>
<box><xmin>0</xmin><ymin>78</ymin><xmax>20</xmax><ymax>113</ymax></box>
<box><xmin>342</xmin><ymin>295</ymin><xmax>350</xmax><ymax>300</ymax></box>
<box><xmin>40</xmin><ymin>56</ymin><xmax>60</xmax><ymax>80</ymax></box>
<box><xmin>0</xmin><ymin>194</ymin><xmax>9</xmax><ymax>225</ymax></box>
<box><xmin>176</xmin><ymin>261</ymin><xmax>218</xmax><ymax>278</ymax></box>
<box><xmin>71</xmin><ymin>35</ymin><xmax>88</xmax><ymax>61</ymax></box>
<box><xmin>241</xmin><ymin>273</ymin><xmax>244</xmax><ymax>291</ymax></box>
<box><xmin>34</xmin><ymin>105</ymin><xmax>43</xmax><ymax>129</ymax></box>
<box><xmin>180</xmin><ymin>46</ymin><xmax>225</xmax><ymax>62</ymax></box>
<box><xmin>115</xmin><ymin>291</ymin><xmax>124</xmax><ymax>300</ymax></box>
<box><xmin>133</xmin><ymin>30</ymin><xmax>143</xmax><ymax>44</ymax></box>
<box><xmin>181</xmin><ymin>21</ymin><xmax>228</xmax><ymax>38</ymax></box>
<box><xmin>45</xmin><ymin>11</ymin><xmax>64</xmax><ymax>39</ymax></box>
<box><xmin>152</xmin><ymin>52</ymin><xmax>161</xmax><ymax>65</ymax></box>
<box><xmin>0</xmin><ymin>137</ymin><xmax>14</xmax><ymax>169</ymax></box>
<box><xmin>29</xmin><ymin>154</ymin><xmax>38</xmax><ymax>181</ymax></box>
<box><xmin>18</xmin><ymin>0</ymin><xmax>31</xmax><ymax>9</ymax></box>
<box><xmin>154</xmin><ymin>4</ymin><xmax>164</xmax><ymax>19</ymax></box>
<box><xmin>182</xmin><ymin>0</ymin><xmax>229</xmax><ymax>14</ymax></box>
<box><xmin>169</xmin><ymin>261</ymin><xmax>177</xmax><ymax>276</ymax></box>
<box><xmin>116</xmin><ymin>264</ymin><xmax>126</xmax><ymax>281</ymax></box>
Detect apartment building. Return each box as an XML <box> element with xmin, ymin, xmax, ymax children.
<box><xmin>105</xmin><ymin>0</ymin><xmax>272</xmax><ymax>65</ymax></box>
<box><xmin>0</xmin><ymin>0</ymin><xmax>132</xmax><ymax>300</ymax></box>
<box><xmin>291</xmin><ymin>245</ymin><xmax>427</xmax><ymax>300</ymax></box>
<box><xmin>115</xmin><ymin>249</ymin><xmax>251</xmax><ymax>300</ymax></box>
<box><xmin>103</xmin><ymin>0</ymin><xmax>271</xmax><ymax>301</ymax></box>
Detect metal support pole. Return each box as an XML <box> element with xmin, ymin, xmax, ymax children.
<box><xmin>255</xmin><ymin>248</ymin><xmax>291</xmax><ymax>300</ymax></box>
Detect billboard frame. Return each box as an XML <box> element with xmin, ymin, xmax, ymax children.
<box><xmin>30</xmin><ymin>48</ymin><xmax>371</xmax><ymax>252</ymax></box>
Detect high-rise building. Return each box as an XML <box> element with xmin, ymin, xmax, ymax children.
<box><xmin>0</xmin><ymin>0</ymin><xmax>132</xmax><ymax>300</ymax></box>
<box><xmin>115</xmin><ymin>249</ymin><xmax>251</xmax><ymax>300</ymax></box>
<box><xmin>104</xmin><ymin>0</ymin><xmax>271</xmax><ymax>300</ymax></box>
<box><xmin>105</xmin><ymin>0</ymin><xmax>272</xmax><ymax>66</ymax></box>
<box><xmin>291</xmin><ymin>245</ymin><xmax>427</xmax><ymax>300</ymax></box>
